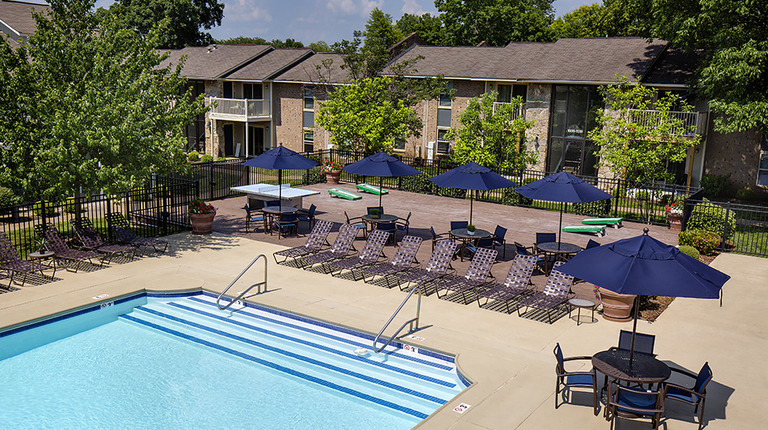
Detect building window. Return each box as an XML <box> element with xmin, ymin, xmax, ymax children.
<box><xmin>437</xmin><ymin>82</ymin><xmax>452</xmax><ymax>155</ymax></box>
<box><xmin>223</xmin><ymin>81</ymin><xmax>232</xmax><ymax>98</ymax></box>
<box><xmin>759</xmin><ymin>133</ymin><xmax>768</xmax><ymax>187</ymax></box>
<box><xmin>184</xmin><ymin>80</ymin><xmax>206</xmax><ymax>152</ymax></box>
<box><xmin>497</xmin><ymin>84</ymin><xmax>527</xmax><ymax>103</ymax></box>
<box><xmin>243</xmin><ymin>83</ymin><xmax>263</xmax><ymax>99</ymax></box>
<box><xmin>303</xmin><ymin>87</ymin><xmax>315</xmax><ymax>153</ymax></box>
<box><xmin>394</xmin><ymin>137</ymin><xmax>406</xmax><ymax>151</ymax></box>
<box><xmin>546</xmin><ymin>85</ymin><xmax>602</xmax><ymax>176</ymax></box>
<box><xmin>303</xmin><ymin>130</ymin><xmax>314</xmax><ymax>153</ymax></box>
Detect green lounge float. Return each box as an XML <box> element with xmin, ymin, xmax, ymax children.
<box><xmin>582</xmin><ymin>217</ymin><xmax>623</xmax><ymax>229</ymax></box>
<box><xmin>355</xmin><ymin>183</ymin><xmax>388</xmax><ymax>195</ymax></box>
<box><xmin>328</xmin><ymin>188</ymin><xmax>362</xmax><ymax>200</ymax></box>
<box><xmin>562</xmin><ymin>225</ymin><xmax>606</xmax><ymax>237</ymax></box>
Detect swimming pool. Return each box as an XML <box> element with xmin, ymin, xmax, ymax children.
<box><xmin>0</xmin><ymin>292</ymin><xmax>469</xmax><ymax>429</ymax></box>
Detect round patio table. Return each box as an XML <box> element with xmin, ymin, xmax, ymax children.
<box><xmin>592</xmin><ymin>349</ymin><xmax>671</xmax><ymax>385</ymax></box>
<box><xmin>362</xmin><ymin>214</ymin><xmax>398</xmax><ymax>230</ymax></box>
<box><xmin>536</xmin><ymin>241</ymin><xmax>581</xmax><ymax>273</ymax></box>
<box><xmin>262</xmin><ymin>206</ymin><xmax>298</xmax><ymax>234</ymax></box>
<box><xmin>450</xmin><ymin>228</ymin><xmax>491</xmax><ymax>262</ymax></box>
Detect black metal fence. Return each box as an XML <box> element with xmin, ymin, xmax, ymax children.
<box><xmin>0</xmin><ymin>175</ymin><xmax>197</xmax><ymax>258</ymax></box>
<box><xmin>683</xmin><ymin>199</ymin><xmax>768</xmax><ymax>256</ymax></box>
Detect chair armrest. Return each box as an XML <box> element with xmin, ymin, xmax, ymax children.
<box><xmin>664</xmin><ymin>382</ymin><xmax>701</xmax><ymax>397</ymax></box>
<box><xmin>563</xmin><ymin>355</ymin><xmax>594</xmax><ymax>362</ymax></box>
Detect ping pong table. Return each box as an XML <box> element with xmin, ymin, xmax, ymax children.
<box><xmin>230</xmin><ymin>183</ymin><xmax>320</xmax><ymax>209</ymax></box>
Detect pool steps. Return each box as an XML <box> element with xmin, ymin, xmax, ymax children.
<box><xmin>120</xmin><ymin>296</ymin><xmax>466</xmax><ymax>419</ymax></box>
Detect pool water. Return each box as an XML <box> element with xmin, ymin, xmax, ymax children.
<box><xmin>0</xmin><ymin>293</ymin><xmax>468</xmax><ymax>429</ymax></box>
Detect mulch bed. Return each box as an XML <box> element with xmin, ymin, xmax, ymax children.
<box><xmin>637</xmin><ymin>252</ymin><xmax>717</xmax><ymax>322</ymax></box>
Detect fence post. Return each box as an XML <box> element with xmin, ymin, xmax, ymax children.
<box><xmin>106</xmin><ymin>197</ymin><xmax>113</xmax><ymax>242</ymax></box>
<box><xmin>721</xmin><ymin>202</ymin><xmax>731</xmax><ymax>252</ymax></box>
<box><xmin>209</xmin><ymin>161</ymin><xmax>215</xmax><ymax>201</ymax></box>
<box><xmin>40</xmin><ymin>199</ymin><xmax>47</xmax><ymax>229</ymax></box>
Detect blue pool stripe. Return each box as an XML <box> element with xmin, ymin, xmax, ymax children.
<box><xmin>187</xmin><ymin>296</ymin><xmax>454</xmax><ymax>372</ymax></box>
<box><xmin>130</xmin><ymin>306</ymin><xmax>450</xmax><ymax>403</ymax></box>
<box><xmin>121</xmin><ymin>314</ymin><xmax>429</xmax><ymax>420</ymax></box>
<box><xmin>166</xmin><ymin>302</ymin><xmax>456</xmax><ymax>388</ymax></box>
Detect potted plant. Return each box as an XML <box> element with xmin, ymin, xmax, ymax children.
<box><xmin>665</xmin><ymin>201</ymin><xmax>683</xmax><ymax>231</ymax></box>
<box><xmin>33</xmin><ymin>237</ymin><xmax>48</xmax><ymax>254</ymax></box>
<box><xmin>369</xmin><ymin>208</ymin><xmax>381</xmax><ymax>219</ymax></box>
<box><xmin>189</xmin><ymin>198</ymin><xmax>216</xmax><ymax>235</ymax></box>
<box><xmin>597</xmin><ymin>286</ymin><xmax>635</xmax><ymax>322</ymax></box>
<box><xmin>467</xmin><ymin>224</ymin><xmax>476</xmax><ymax>236</ymax></box>
<box><xmin>323</xmin><ymin>159</ymin><xmax>343</xmax><ymax>185</ymax></box>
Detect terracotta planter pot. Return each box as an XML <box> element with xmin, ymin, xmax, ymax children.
<box><xmin>668</xmin><ymin>213</ymin><xmax>683</xmax><ymax>231</ymax></box>
<box><xmin>599</xmin><ymin>288</ymin><xmax>636</xmax><ymax>322</ymax></box>
<box><xmin>190</xmin><ymin>212</ymin><xmax>215</xmax><ymax>235</ymax></box>
<box><xmin>325</xmin><ymin>170</ymin><xmax>341</xmax><ymax>185</ymax></box>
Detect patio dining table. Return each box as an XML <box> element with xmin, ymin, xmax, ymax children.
<box><xmin>450</xmin><ymin>228</ymin><xmax>491</xmax><ymax>262</ymax></box>
<box><xmin>592</xmin><ymin>349</ymin><xmax>671</xmax><ymax>386</ymax></box>
<box><xmin>362</xmin><ymin>214</ymin><xmax>398</xmax><ymax>230</ymax></box>
<box><xmin>536</xmin><ymin>241</ymin><xmax>581</xmax><ymax>274</ymax></box>
<box><xmin>262</xmin><ymin>206</ymin><xmax>298</xmax><ymax>234</ymax></box>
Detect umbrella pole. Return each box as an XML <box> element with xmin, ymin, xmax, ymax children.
<box><xmin>629</xmin><ymin>295</ymin><xmax>639</xmax><ymax>367</ymax></box>
<box><xmin>379</xmin><ymin>177</ymin><xmax>383</xmax><ymax>209</ymax></box>
<box><xmin>558</xmin><ymin>202</ymin><xmax>563</xmax><ymax>249</ymax></box>
<box><xmin>278</xmin><ymin>170</ymin><xmax>282</xmax><ymax>212</ymax></box>
<box><xmin>470</xmin><ymin>191</ymin><xmax>474</xmax><ymax>225</ymax></box>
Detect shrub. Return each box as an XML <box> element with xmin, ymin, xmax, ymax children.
<box><xmin>187</xmin><ymin>151</ymin><xmax>200</xmax><ymax>162</ymax></box>
<box><xmin>33</xmin><ymin>200</ymin><xmax>56</xmax><ymax>216</ymax></box>
<box><xmin>736</xmin><ymin>188</ymin><xmax>755</xmax><ymax>201</ymax></box>
<box><xmin>302</xmin><ymin>166</ymin><xmax>327</xmax><ymax>185</ymax></box>
<box><xmin>400</xmin><ymin>173</ymin><xmax>432</xmax><ymax>193</ymax></box>
<box><xmin>132</xmin><ymin>187</ymin><xmax>152</xmax><ymax>201</ymax></box>
<box><xmin>573</xmin><ymin>199</ymin><xmax>611</xmax><ymax>217</ymax></box>
<box><xmin>678</xmin><ymin>229</ymin><xmax>720</xmax><ymax>255</ymax></box>
<box><xmin>635</xmin><ymin>190</ymin><xmax>650</xmax><ymax>201</ymax></box>
<box><xmin>700</xmin><ymin>173</ymin><xmax>731</xmax><ymax>197</ymax></box>
<box><xmin>678</xmin><ymin>245</ymin><xmax>700</xmax><ymax>260</ymax></box>
<box><xmin>686</xmin><ymin>200</ymin><xmax>736</xmax><ymax>239</ymax></box>
<box><xmin>153</xmin><ymin>184</ymin><xmax>169</xmax><ymax>198</ymax></box>
<box><xmin>612</xmin><ymin>186</ymin><xmax>627</xmax><ymax>198</ymax></box>
<box><xmin>61</xmin><ymin>197</ymin><xmax>80</xmax><ymax>213</ymax></box>
<box><xmin>0</xmin><ymin>186</ymin><xmax>20</xmax><ymax>208</ymax></box>
<box><xmin>200</xmin><ymin>154</ymin><xmax>214</xmax><ymax>163</ymax></box>
<box><xmin>215</xmin><ymin>156</ymin><xmax>227</xmax><ymax>162</ymax></box>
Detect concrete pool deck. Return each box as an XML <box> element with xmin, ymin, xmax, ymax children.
<box><xmin>0</xmin><ymin>232</ymin><xmax>764</xmax><ymax>429</ymax></box>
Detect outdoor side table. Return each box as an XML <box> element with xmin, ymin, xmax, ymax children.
<box><xmin>28</xmin><ymin>250</ymin><xmax>55</xmax><ymax>266</ymax></box>
<box><xmin>450</xmin><ymin>228</ymin><xmax>491</xmax><ymax>262</ymax></box>
<box><xmin>568</xmin><ymin>298</ymin><xmax>596</xmax><ymax>325</ymax></box>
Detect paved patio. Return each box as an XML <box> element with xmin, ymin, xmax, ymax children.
<box><xmin>0</xmin><ymin>184</ymin><xmax>763</xmax><ymax>429</ymax></box>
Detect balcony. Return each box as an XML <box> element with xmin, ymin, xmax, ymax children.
<box><xmin>627</xmin><ymin>109</ymin><xmax>708</xmax><ymax>137</ymax></box>
<box><xmin>493</xmin><ymin>102</ymin><xmax>525</xmax><ymax>120</ymax></box>
<box><xmin>208</xmin><ymin>97</ymin><xmax>271</xmax><ymax>121</ymax></box>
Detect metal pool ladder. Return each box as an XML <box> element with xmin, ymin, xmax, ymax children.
<box><xmin>216</xmin><ymin>254</ymin><xmax>267</xmax><ymax>311</ymax></box>
<box><xmin>373</xmin><ymin>287</ymin><xmax>421</xmax><ymax>353</ymax></box>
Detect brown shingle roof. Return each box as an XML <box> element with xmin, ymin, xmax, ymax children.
<box><xmin>392</xmin><ymin>37</ymin><xmax>671</xmax><ymax>84</ymax></box>
<box><xmin>161</xmin><ymin>44</ymin><xmax>272</xmax><ymax>80</ymax></box>
<box><xmin>273</xmin><ymin>52</ymin><xmax>349</xmax><ymax>84</ymax></box>
<box><xmin>225</xmin><ymin>48</ymin><xmax>312</xmax><ymax>81</ymax></box>
<box><xmin>0</xmin><ymin>0</ymin><xmax>48</xmax><ymax>37</ymax></box>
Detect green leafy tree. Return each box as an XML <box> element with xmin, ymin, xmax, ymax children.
<box><xmin>448</xmin><ymin>92</ymin><xmax>538</xmax><ymax>170</ymax></box>
<box><xmin>216</xmin><ymin>36</ymin><xmax>269</xmax><ymax>45</ymax></box>
<box><xmin>588</xmin><ymin>76</ymin><xmax>700</xmax><ymax>184</ymax></box>
<box><xmin>308</xmin><ymin>41</ymin><xmax>331</xmax><ymax>52</ymax></box>
<box><xmin>315</xmin><ymin>77</ymin><xmax>422</xmax><ymax>154</ymax></box>
<box><xmin>395</xmin><ymin>13</ymin><xmax>448</xmax><ymax>46</ymax></box>
<box><xmin>0</xmin><ymin>0</ymin><xmax>206</xmax><ymax>201</ymax></box>
<box><xmin>436</xmin><ymin>0</ymin><xmax>555</xmax><ymax>46</ymax></box>
<box><xmin>107</xmin><ymin>0</ymin><xmax>224</xmax><ymax>48</ymax></box>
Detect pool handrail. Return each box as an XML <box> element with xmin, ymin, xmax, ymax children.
<box><xmin>216</xmin><ymin>254</ymin><xmax>267</xmax><ymax>310</ymax></box>
<box><xmin>373</xmin><ymin>286</ymin><xmax>421</xmax><ymax>353</ymax></box>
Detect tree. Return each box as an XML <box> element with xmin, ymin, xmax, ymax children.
<box><xmin>315</xmin><ymin>77</ymin><xmax>422</xmax><ymax>154</ymax></box>
<box><xmin>611</xmin><ymin>0</ymin><xmax>768</xmax><ymax>134</ymax></box>
<box><xmin>436</xmin><ymin>0</ymin><xmax>555</xmax><ymax>46</ymax></box>
<box><xmin>448</xmin><ymin>91</ymin><xmax>538</xmax><ymax>170</ymax></box>
<box><xmin>107</xmin><ymin>0</ymin><xmax>224</xmax><ymax>48</ymax></box>
<box><xmin>588</xmin><ymin>76</ymin><xmax>700</xmax><ymax>184</ymax></box>
<box><xmin>0</xmin><ymin>0</ymin><xmax>207</xmax><ymax>201</ymax></box>
<box><xmin>395</xmin><ymin>13</ymin><xmax>447</xmax><ymax>46</ymax></box>
<box><xmin>308</xmin><ymin>41</ymin><xmax>331</xmax><ymax>52</ymax></box>
<box><xmin>216</xmin><ymin>36</ymin><xmax>269</xmax><ymax>45</ymax></box>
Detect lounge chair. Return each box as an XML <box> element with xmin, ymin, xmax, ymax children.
<box><xmin>70</xmin><ymin>218</ymin><xmax>136</xmax><ymax>264</ymax></box>
<box><xmin>33</xmin><ymin>224</ymin><xmax>104</xmax><ymax>272</ymax></box>
<box><xmin>514</xmin><ymin>241</ymin><xmax>547</xmax><ymax>274</ymax></box>
<box><xmin>356</xmin><ymin>183</ymin><xmax>388</xmax><ymax>195</ymax></box>
<box><xmin>363</xmin><ymin>235</ymin><xmax>422</xmax><ymax>288</ymax></box>
<box><xmin>430</xmin><ymin>226</ymin><xmax>450</xmax><ymax>252</ymax></box>
<box><xmin>477</xmin><ymin>254</ymin><xmax>537</xmax><ymax>313</ymax></box>
<box><xmin>517</xmin><ymin>261</ymin><xmax>575</xmax><ymax>324</ymax></box>
<box><xmin>272</xmin><ymin>220</ymin><xmax>333</xmax><ymax>265</ymax></box>
<box><xmin>106</xmin><ymin>213</ymin><xmax>169</xmax><ymax>256</ymax></box>
<box><xmin>397</xmin><ymin>239</ymin><xmax>457</xmax><ymax>293</ymax></box>
<box><xmin>0</xmin><ymin>232</ymin><xmax>56</xmax><ymax>287</ymax></box>
<box><xmin>435</xmin><ymin>247</ymin><xmax>497</xmax><ymax>304</ymax></box>
<box><xmin>562</xmin><ymin>225</ymin><xmax>606</xmax><ymax>236</ymax></box>
<box><xmin>582</xmin><ymin>217</ymin><xmax>622</xmax><ymax>229</ymax></box>
<box><xmin>301</xmin><ymin>223</ymin><xmax>360</xmax><ymax>273</ymax></box>
<box><xmin>554</xmin><ymin>343</ymin><xmax>599</xmax><ymax>416</ymax></box>
<box><xmin>329</xmin><ymin>230</ymin><xmax>388</xmax><ymax>280</ymax></box>
<box><xmin>328</xmin><ymin>188</ymin><xmax>362</xmax><ymax>200</ymax></box>
<box><xmin>664</xmin><ymin>362</ymin><xmax>713</xmax><ymax>430</ymax></box>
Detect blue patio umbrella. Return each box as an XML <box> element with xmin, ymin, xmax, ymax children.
<box><xmin>241</xmin><ymin>145</ymin><xmax>318</xmax><ymax>211</ymax></box>
<box><xmin>557</xmin><ymin>229</ymin><xmax>730</xmax><ymax>363</ymax></box>
<box><xmin>429</xmin><ymin>162</ymin><xmax>517</xmax><ymax>225</ymax></box>
<box><xmin>515</xmin><ymin>170</ymin><xmax>613</xmax><ymax>247</ymax></box>
<box><xmin>343</xmin><ymin>151</ymin><xmax>422</xmax><ymax>207</ymax></box>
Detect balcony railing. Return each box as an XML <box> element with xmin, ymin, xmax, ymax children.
<box><xmin>627</xmin><ymin>109</ymin><xmax>708</xmax><ymax>137</ymax></box>
<box><xmin>493</xmin><ymin>102</ymin><xmax>525</xmax><ymax>120</ymax></box>
<box><xmin>208</xmin><ymin>97</ymin><xmax>271</xmax><ymax>121</ymax></box>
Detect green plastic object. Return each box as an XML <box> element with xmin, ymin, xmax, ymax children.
<box><xmin>356</xmin><ymin>183</ymin><xmax>388</xmax><ymax>195</ymax></box>
<box><xmin>581</xmin><ymin>217</ymin><xmax>623</xmax><ymax>228</ymax></box>
<box><xmin>562</xmin><ymin>225</ymin><xmax>606</xmax><ymax>236</ymax></box>
<box><xmin>328</xmin><ymin>188</ymin><xmax>362</xmax><ymax>200</ymax></box>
